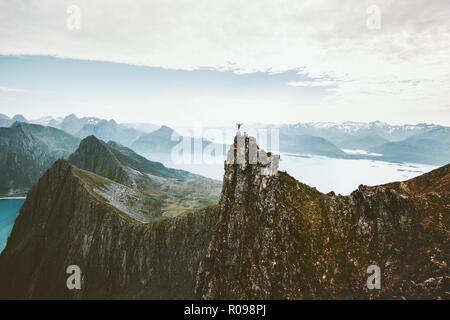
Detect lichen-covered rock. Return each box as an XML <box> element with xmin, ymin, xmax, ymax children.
<box><xmin>196</xmin><ymin>136</ymin><xmax>449</xmax><ymax>299</ymax></box>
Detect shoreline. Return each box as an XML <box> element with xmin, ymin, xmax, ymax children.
<box><xmin>0</xmin><ymin>197</ymin><xmax>26</xmax><ymax>200</ymax></box>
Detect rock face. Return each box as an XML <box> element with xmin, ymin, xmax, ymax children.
<box><xmin>226</xmin><ymin>131</ymin><xmax>280</xmax><ymax>176</ymax></box>
<box><xmin>196</xmin><ymin>134</ymin><xmax>449</xmax><ymax>299</ymax></box>
<box><xmin>0</xmin><ymin>133</ymin><xmax>448</xmax><ymax>299</ymax></box>
<box><xmin>0</xmin><ymin>160</ymin><xmax>219</xmax><ymax>299</ymax></box>
<box><xmin>68</xmin><ymin>135</ymin><xmax>132</xmax><ymax>186</ymax></box>
<box><xmin>0</xmin><ymin>122</ymin><xmax>80</xmax><ymax>196</ymax></box>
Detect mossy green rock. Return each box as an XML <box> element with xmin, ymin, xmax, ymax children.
<box><xmin>0</xmin><ymin>160</ymin><xmax>219</xmax><ymax>299</ymax></box>
<box><xmin>0</xmin><ymin>137</ymin><xmax>448</xmax><ymax>299</ymax></box>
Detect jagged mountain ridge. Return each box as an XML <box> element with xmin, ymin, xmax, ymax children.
<box><xmin>74</xmin><ymin>119</ymin><xmax>144</xmax><ymax>147</ymax></box>
<box><xmin>0</xmin><ymin>114</ymin><xmax>28</xmax><ymax>127</ymax></box>
<box><xmin>0</xmin><ymin>134</ymin><xmax>448</xmax><ymax>299</ymax></box>
<box><xmin>0</xmin><ymin>114</ymin><xmax>155</xmax><ymax>148</ymax></box>
<box><xmin>279</xmin><ymin>122</ymin><xmax>449</xmax><ymax>164</ymax></box>
<box><xmin>2</xmin><ymin>115</ymin><xmax>448</xmax><ymax>165</ymax></box>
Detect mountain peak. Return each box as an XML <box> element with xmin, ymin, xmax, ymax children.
<box><xmin>225</xmin><ymin>131</ymin><xmax>280</xmax><ymax>176</ymax></box>
<box><xmin>65</xmin><ymin>113</ymin><xmax>78</xmax><ymax>120</ymax></box>
<box><xmin>131</xmin><ymin>124</ymin><xmax>180</xmax><ymax>155</ymax></box>
<box><xmin>68</xmin><ymin>135</ymin><xmax>130</xmax><ymax>186</ymax></box>
<box><xmin>10</xmin><ymin>121</ymin><xmax>25</xmax><ymax>128</ymax></box>
<box><xmin>83</xmin><ymin>134</ymin><xmax>104</xmax><ymax>144</ymax></box>
<box><xmin>158</xmin><ymin>125</ymin><xmax>174</xmax><ymax>133</ymax></box>
<box><xmin>0</xmin><ymin>155</ymin><xmax>220</xmax><ymax>299</ymax></box>
<box><xmin>12</xmin><ymin>114</ymin><xmax>27</xmax><ymax>122</ymax></box>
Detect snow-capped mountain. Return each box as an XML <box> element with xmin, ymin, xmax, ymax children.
<box><xmin>29</xmin><ymin>116</ymin><xmax>63</xmax><ymax>127</ymax></box>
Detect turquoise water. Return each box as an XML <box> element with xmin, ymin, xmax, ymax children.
<box><xmin>0</xmin><ymin>199</ymin><xmax>25</xmax><ymax>253</ymax></box>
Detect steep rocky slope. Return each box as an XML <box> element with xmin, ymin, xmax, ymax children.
<box><xmin>68</xmin><ymin>135</ymin><xmax>131</xmax><ymax>185</ymax></box>
<box><xmin>196</xmin><ymin>135</ymin><xmax>449</xmax><ymax>299</ymax></box>
<box><xmin>0</xmin><ymin>122</ymin><xmax>80</xmax><ymax>196</ymax></box>
<box><xmin>0</xmin><ymin>160</ymin><xmax>219</xmax><ymax>299</ymax></box>
<box><xmin>0</xmin><ymin>135</ymin><xmax>448</xmax><ymax>299</ymax></box>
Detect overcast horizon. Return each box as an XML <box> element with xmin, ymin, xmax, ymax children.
<box><xmin>0</xmin><ymin>112</ymin><xmax>449</xmax><ymax>129</ymax></box>
<box><xmin>1</xmin><ymin>0</ymin><xmax>449</xmax><ymax>126</ymax></box>
<box><xmin>1</xmin><ymin>106</ymin><xmax>448</xmax><ymax>128</ymax></box>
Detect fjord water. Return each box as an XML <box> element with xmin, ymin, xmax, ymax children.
<box><xmin>0</xmin><ymin>199</ymin><xmax>25</xmax><ymax>253</ymax></box>
<box><xmin>278</xmin><ymin>153</ymin><xmax>437</xmax><ymax>194</ymax></box>
<box><xmin>157</xmin><ymin>153</ymin><xmax>437</xmax><ymax>195</ymax></box>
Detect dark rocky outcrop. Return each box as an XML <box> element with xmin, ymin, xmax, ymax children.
<box><xmin>0</xmin><ymin>160</ymin><xmax>219</xmax><ymax>299</ymax></box>
<box><xmin>68</xmin><ymin>135</ymin><xmax>131</xmax><ymax>186</ymax></box>
<box><xmin>196</xmin><ymin>135</ymin><xmax>449</xmax><ymax>299</ymax></box>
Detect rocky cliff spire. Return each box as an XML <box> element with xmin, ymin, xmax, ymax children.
<box><xmin>196</xmin><ymin>134</ymin><xmax>449</xmax><ymax>299</ymax></box>
<box><xmin>225</xmin><ymin>131</ymin><xmax>280</xmax><ymax>177</ymax></box>
<box><xmin>196</xmin><ymin>132</ymin><xmax>286</xmax><ymax>299</ymax></box>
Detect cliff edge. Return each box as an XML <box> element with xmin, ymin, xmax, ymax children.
<box><xmin>196</xmin><ymin>134</ymin><xmax>449</xmax><ymax>299</ymax></box>
<box><xmin>0</xmin><ymin>133</ymin><xmax>448</xmax><ymax>299</ymax></box>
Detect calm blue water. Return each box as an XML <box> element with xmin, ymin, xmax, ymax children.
<box><xmin>0</xmin><ymin>199</ymin><xmax>25</xmax><ymax>253</ymax></box>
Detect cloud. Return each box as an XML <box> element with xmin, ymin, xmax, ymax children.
<box><xmin>288</xmin><ymin>81</ymin><xmax>335</xmax><ymax>87</ymax></box>
<box><xmin>0</xmin><ymin>0</ymin><xmax>449</xmax><ymax>123</ymax></box>
<box><xmin>0</xmin><ymin>86</ymin><xmax>31</xmax><ymax>93</ymax></box>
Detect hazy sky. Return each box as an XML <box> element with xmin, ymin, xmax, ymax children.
<box><xmin>0</xmin><ymin>0</ymin><xmax>449</xmax><ymax>126</ymax></box>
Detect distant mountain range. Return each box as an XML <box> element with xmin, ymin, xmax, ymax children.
<box><xmin>0</xmin><ymin>113</ymin><xmax>158</xmax><ymax>148</ymax></box>
<box><xmin>1</xmin><ymin>114</ymin><xmax>449</xmax><ymax>165</ymax></box>
<box><xmin>132</xmin><ymin>125</ymin><xmax>228</xmax><ymax>163</ymax></box>
<box><xmin>0</xmin><ymin>121</ymin><xmax>221</xmax><ymax>210</ymax></box>
<box><xmin>276</xmin><ymin>122</ymin><xmax>450</xmax><ymax>165</ymax></box>
<box><xmin>208</xmin><ymin>121</ymin><xmax>450</xmax><ymax>165</ymax></box>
